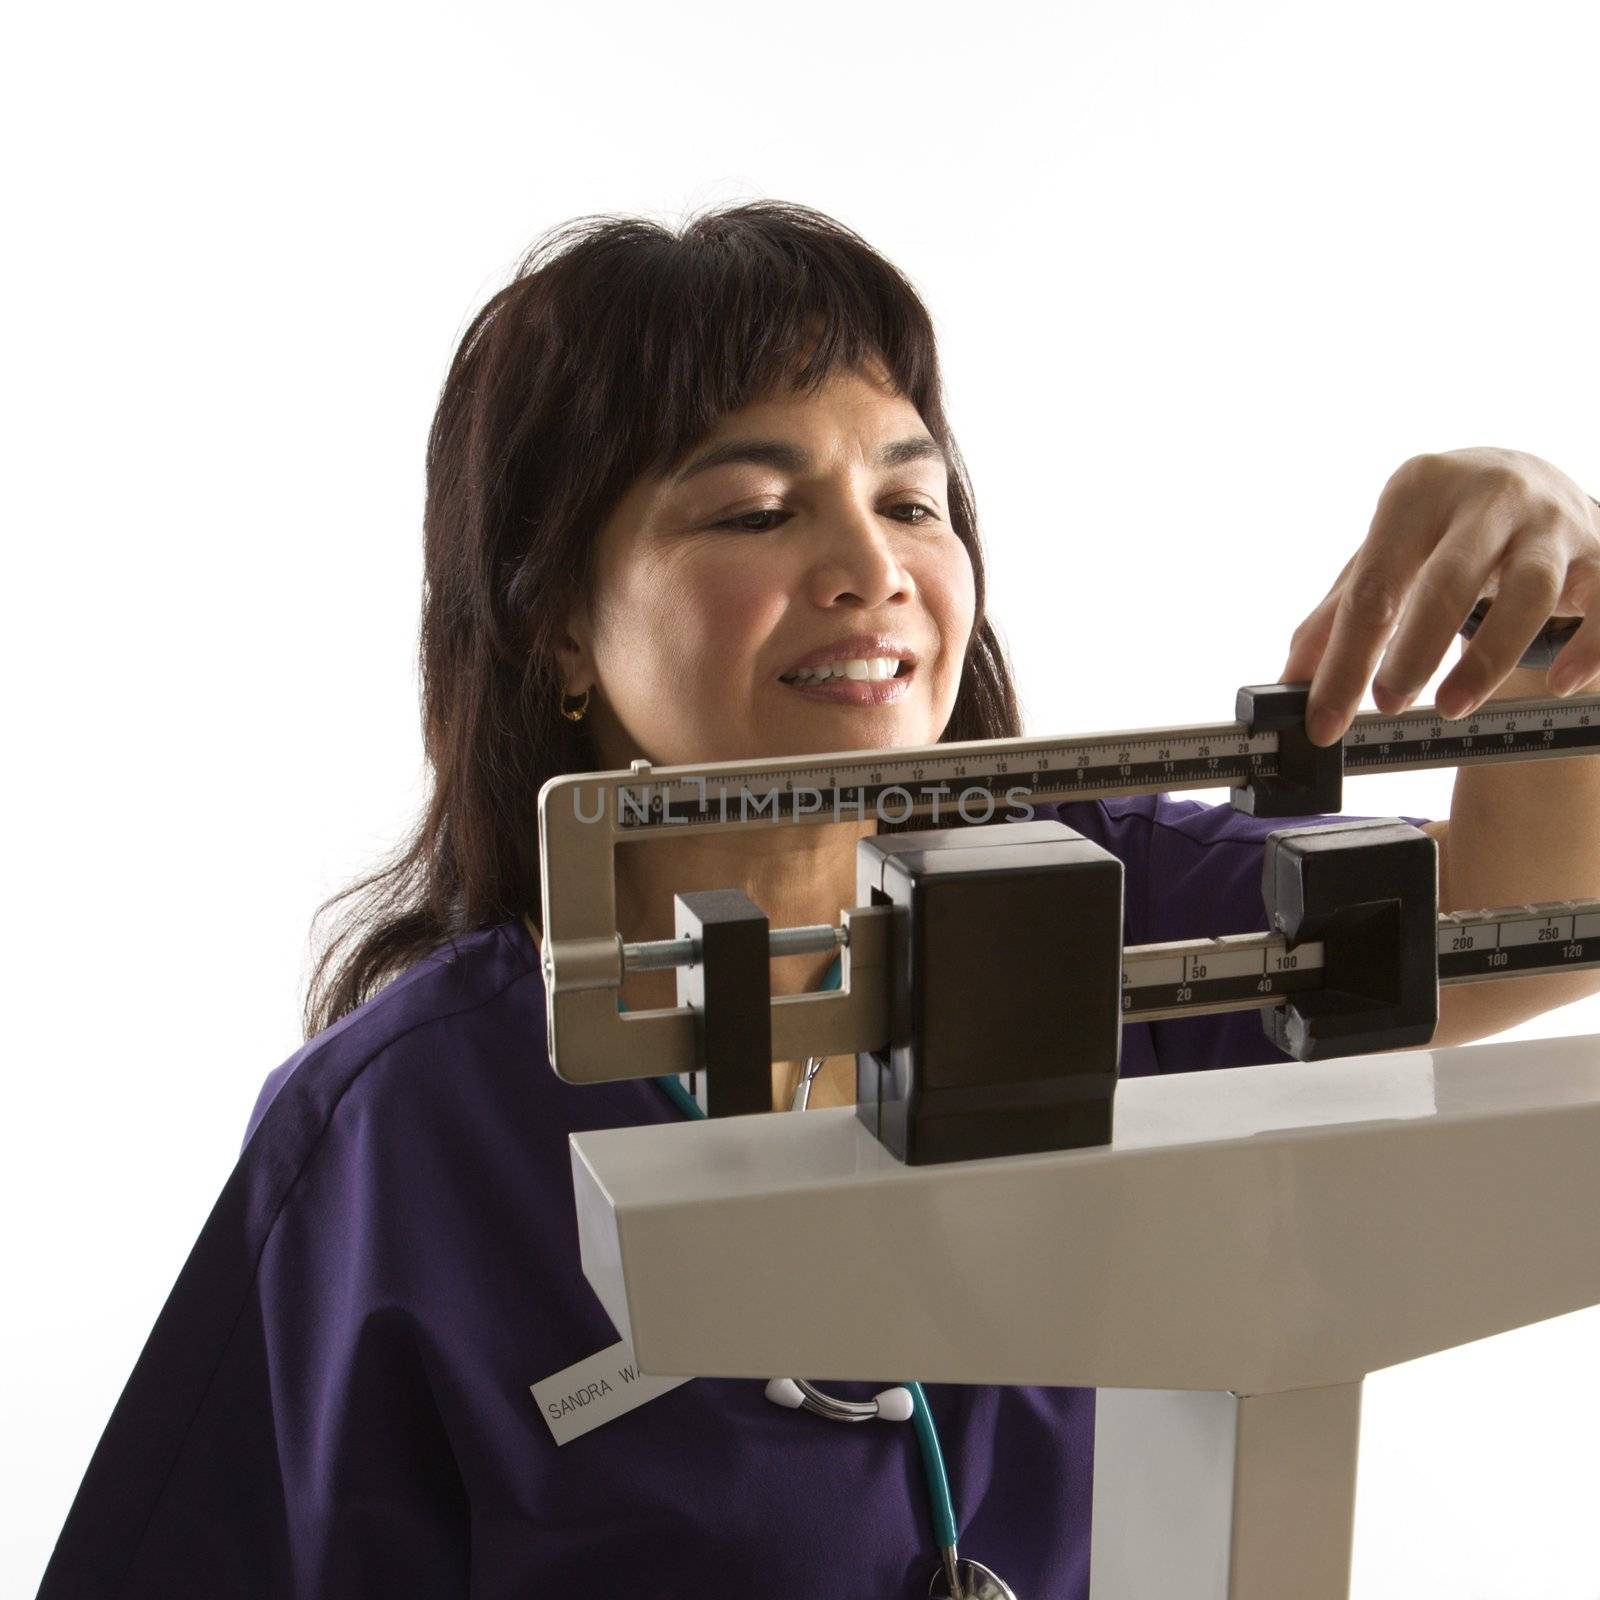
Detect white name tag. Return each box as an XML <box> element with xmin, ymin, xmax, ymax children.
<box><xmin>530</xmin><ymin>1337</ymin><xmax>691</xmax><ymax>1445</ymax></box>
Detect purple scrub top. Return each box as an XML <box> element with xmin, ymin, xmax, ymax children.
<box><xmin>36</xmin><ymin>795</ymin><xmax>1429</xmax><ymax>1599</ymax></box>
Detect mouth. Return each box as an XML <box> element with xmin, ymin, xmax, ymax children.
<box><xmin>777</xmin><ymin>656</ymin><xmax>916</xmax><ymax>706</ymax></box>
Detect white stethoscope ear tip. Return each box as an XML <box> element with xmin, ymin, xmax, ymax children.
<box><xmin>765</xmin><ymin>1376</ymin><xmax>913</xmax><ymax>1422</ymax></box>
<box><xmin>873</xmin><ymin>1386</ymin><xmax>915</xmax><ymax>1423</ymax></box>
<box><xmin>765</xmin><ymin>1377</ymin><xmax>806</xmax><ymax>1409</ymax></box>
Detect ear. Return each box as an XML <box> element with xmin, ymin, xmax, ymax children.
<box><xmin>553</xmin><ymin>594</ymin><xmax>596</xmax><ymax>697</ymax></box>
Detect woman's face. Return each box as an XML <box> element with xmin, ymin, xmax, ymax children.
<box><xmin>561</xmin><ymin>363</ymin><xmax>977</xmax><ymax>771</ymax></box>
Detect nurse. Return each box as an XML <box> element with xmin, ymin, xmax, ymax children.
<box><xmin>36</xmin><ymin>200</ymin><xmax>1600</xmax><ymax>1599</ymax></box>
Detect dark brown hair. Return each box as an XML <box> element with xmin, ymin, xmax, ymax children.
<box><xmin>303</xmin><ymin>200</ymin><xmax>1024</xmax><ymax>1038</ymax></box>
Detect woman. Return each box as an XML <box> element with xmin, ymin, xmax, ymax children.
<box><xmin>36</xmin><ymin>201</ymin><xmax>1600</xmax><ymax>1599</ymax></box>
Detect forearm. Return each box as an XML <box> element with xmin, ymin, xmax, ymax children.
<box><xmin>1429</xmin><ymin>663</ymin><xmax>1600</xmax><ymax>1043</ymax></box>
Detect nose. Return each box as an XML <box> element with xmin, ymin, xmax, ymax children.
<box><xmin>804</xmin><ymin>493</ymin><xmax>916</xmax><ymax>610</ymax></box>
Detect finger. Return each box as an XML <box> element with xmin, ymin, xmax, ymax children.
<box><xmin>1305</xmin><ymin>473</ymin><xmax>1446</xmax><ymax>744</ymax></box>
<box><xmin>1305</xmin><ymin>557</ymin><xmax>1417</xmax><ymax>745</ymax></box>
<box><xmin>1549</xmin><ymin>563</ymin><xmax>1600</xmax><ymax>695</ymax></box>
<box><xmin>1372</xmin><ymin>523</ymin><xmax>1497</xmax><ymax>712</ymax></box>
<box><xmin>1281</xmin><ymin>592</ymin><xmax>1339</xmax><ymax>682</ymax></box>
<box><xmin>1435</xmin><ymin>549</ymin><xmax>1567</xmax><ymax>717</ymax></box>
<box><xmin>1280</xmin><ymin>552</ymin><xmax>1358</xmax><ymax>681</ymax></box>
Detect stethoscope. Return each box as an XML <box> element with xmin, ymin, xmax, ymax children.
<box><xmin>634</xmin><ymin>959</ymin><xmax>1019</xmax><ymax>1600</ymax></box>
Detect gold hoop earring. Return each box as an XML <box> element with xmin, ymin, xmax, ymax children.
<box><xmin>559</xmin><ymin>687</ymin><xmax>590</xmax><ymax>722</ymax></box>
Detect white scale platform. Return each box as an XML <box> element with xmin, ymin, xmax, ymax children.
<box><xmin>570</xmin><ymin>1032</ymin><xmax>1600</xmax><ymax>1598</ymax></box>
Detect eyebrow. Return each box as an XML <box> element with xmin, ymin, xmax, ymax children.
<box><xmin>671</xmin><ymin>433</ymin><xmax>948</xmax><ymax>484</ymax></box>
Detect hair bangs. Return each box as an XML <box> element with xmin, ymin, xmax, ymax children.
<box><xmin>600</xmin><ymin>204</ymin><xmax>941</xmax><ymax>480</ymax></box>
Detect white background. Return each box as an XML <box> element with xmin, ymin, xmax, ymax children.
<box><xmin>5</xmin><ymin>3</ymin><xmax>1599</xmax><ymax>1595</ymax></box>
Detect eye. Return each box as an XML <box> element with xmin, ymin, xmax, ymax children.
<box><xmin>716</xmin><ymin>508</ymin><xmax>792</xmax><ymax>533</ymax></box>
<box><xmin>713</xmin><ymin>502</ymin><xmax>941</xmax><ymax>534</ymax></box>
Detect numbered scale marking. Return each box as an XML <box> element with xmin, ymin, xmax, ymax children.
<box><xmin>1343</xmin><ymin>703</ymin><xmax>1600</xmax><ymax>774</ymax></box>
<box><xmin>611</xmin><ymin>695</ymin><xmax>1600</xmax><ymax>831</ymax></box>
<box><xmin>1121</xmin><ymin>899</ymin><xmax>1600</xmax><ymax>1024</ymax></box>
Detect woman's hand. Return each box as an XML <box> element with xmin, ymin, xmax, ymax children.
<box><xmin>1280</xmin><ymin>448</ymin><xmax>1600</xmax><ymax>747</ymax></box>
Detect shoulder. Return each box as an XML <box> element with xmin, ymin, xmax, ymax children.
<box><xmin>245</xmin><ymin>919</ymin><xmax>656</xmax><ymax>1149</ymax></box>
<box><xmin>37</xmin><ymin>922</ymin><xmax>660</xmax><ymax>1593</ymax></box>
<box><xmin>243</xmin><ymin>921</ymin><xmax>530</xmax><ymax>1147</ymax></box>
<box><xmin>237</xmin><ymin>921</ymin><xmax>665</xmax><ymax>1271</ymax></box>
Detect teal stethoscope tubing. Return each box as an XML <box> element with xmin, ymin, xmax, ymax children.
<box><xmin>631</xmin><ymin>959</ymin><xmax>962</xmax><ymax>1553</ymax></box>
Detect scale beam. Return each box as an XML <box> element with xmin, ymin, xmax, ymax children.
<box><xmin>618</xmin><ymin>899</ymin><xmax>1600</xmax><ymax>1026</ymax></box>
<box><xmin>538</xmin><ymin>684</ymin><xmax>1600</xmax><ymax>1086</ymax></box>
<box><xmin>1122</xmin><ymin>896</ymin><xmax>1600</xmax><ymax>1022</ymax></box>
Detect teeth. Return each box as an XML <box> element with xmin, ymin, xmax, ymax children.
<box><xmin>782</xmin><ymin>656</ymin><xmax>903</xmax><ymax>684</ymax></box>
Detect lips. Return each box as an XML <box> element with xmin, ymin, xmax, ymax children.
<box><xmin>777</xmin><ymin>661</ymin><xmax>917</xmax><ymax>707</ymax></box>
<box><xmin>777</xmin><ymin>633</ymin><xmax>921</xmax><ymax>678</ymax></box>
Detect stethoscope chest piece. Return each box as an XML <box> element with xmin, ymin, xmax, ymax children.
<box><xmin>928</xmin><ymin>1556</ymin><xmax>1017</xmax><ymax>1599</ymax></box>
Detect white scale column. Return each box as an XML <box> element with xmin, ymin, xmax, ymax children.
<box><xmin>570</xmin><ymin>1034</ymin><xmax>1600</xmax><ymax>1599</ymax></box>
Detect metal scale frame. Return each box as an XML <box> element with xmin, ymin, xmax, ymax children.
<box><xmin>538</xmin><ymin>681</ymin><xmax>1600</xmax><ymax>1108</ymax></box>
<box><xmin>540</xmin><ymin>680</ymin><xmax>1600</xmax><ymax>1600</ymax></box>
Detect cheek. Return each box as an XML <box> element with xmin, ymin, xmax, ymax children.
<box><xmin>921</xmin><ymin>543</ymin><xmax>978</xmax><ymax>662</ymax></box>
<box><xmin>608</xmin><ymin>552</ymin><xmax>784</xmax><ymax>688</ymax></box>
